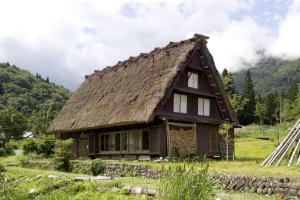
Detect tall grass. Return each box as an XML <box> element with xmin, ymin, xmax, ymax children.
<box><xmin>158</xmin><ymin>164</ymin><xmax>215</xmax><ymax>200</ymax></box>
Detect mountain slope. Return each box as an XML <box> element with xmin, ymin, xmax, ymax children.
<box><xmin>233</xmin><ymin>56</ymin><xmax>300</xmax><ymax>95</ymax></box>
<box><xmin>0</xmin><ymin>62</ymin><xmax>71</xmax><ymax>133</ymax></box>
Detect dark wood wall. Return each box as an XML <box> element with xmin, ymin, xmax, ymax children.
<box><xmin>159</xmin><ymin>51</ymin><xmax>223</xmax><ymax>121</ymax></box>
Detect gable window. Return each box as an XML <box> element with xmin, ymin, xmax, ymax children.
<box><xmin>188</xmin><ymin>72</ymin><xmax>198</xmax><ymax>89</ymax></box>
<box><xmin>198</xmin><ymin>98</ymin><xmax>210</xmax><ymax>116</ymax></box>
<box><xmin>174</xmin><ymin>93</ymin><xmax>187</xmax><ymax>113</ymax></box>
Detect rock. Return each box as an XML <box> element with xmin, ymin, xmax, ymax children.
<box><xmin>284</xmin><ymin>177</ymin><xmax>290</xmax><ymax>183</ymax></box>
<box><xmin>132</xmin><ymin>187</ymin><xmax>143</xmax><ymax>194</ymax></box>
<box><xmin>28</xmin><ymin>188</ymin><xmax>39</xmax><ymax>197</ymax></box>
<box><xmin>257</xmin><ymin>188</ymin><xmax>263</xmax><ymax>194</ymax></box>
<box><xmin>48</xmin><ymin>175</ymin><xmax>59</xmax><ymax>181</ymax></box>
<box><xmin>111</xmin><ymin>187</ymin><xmax>120</xmax><ymax>193</ymax></box>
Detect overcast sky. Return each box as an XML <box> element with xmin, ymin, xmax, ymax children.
<box><xmin>0</xmin><ymin>0</ymin><xmax>299</xmax><ymax>90</ymax></box>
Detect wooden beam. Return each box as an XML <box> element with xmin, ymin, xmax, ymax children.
<box><xmin>166</xmin><ymin>120</ymin><xmax>171</xmax><ymax>157</ymax></box>
<box><xmin>288</xmin><ymin>137</ymin><xmax>300</xmax><ymax>166</ymax></box>
<box><xmin>168</xmin><ymin>122</ymin><xmax>196</xmax><ymax>128</ymax></box>
<box><xmin>262</xmin><ymin>119</ymin><xmax>300</xmax><ymax>167</ymax></box>
<box><xmin>173</xmin><ymin>86</ymin><xmax>217</xmax><ymax>98</ymax></box>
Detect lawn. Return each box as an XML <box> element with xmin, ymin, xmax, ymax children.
<box><xmin>0</xmin><ymin>123</ymin><xmax>296</xmax><ymax>199</ymax></box>
<box><xmin>2</xmin><ymin>166</ymin><xmax>279</xmax><ymax>200</ymax></box>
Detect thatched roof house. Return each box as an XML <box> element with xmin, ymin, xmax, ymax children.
<box><xmin>49</xmin><ymin>34</ymin><xmax>238</xmax><ymax>159</ymax></box>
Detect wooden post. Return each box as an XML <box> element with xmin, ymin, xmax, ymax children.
<box><xmin>262</xmin><ymin>118</ymin><xmax>300</xmax><ymax>167</ymax></box>
<box><xmin>166</xmin><ymin>120</ymin><xmax>171</xmax><ymax>157</ymax></box>
<box><xmin>275</xmin><ymin>125</ymin><xmax>300</xmax><ymax>166</ymax></box>
<box><xmin>288</xmin><ymin>137</ymin><xmax>300</xmax><ymax>166</ymax></box>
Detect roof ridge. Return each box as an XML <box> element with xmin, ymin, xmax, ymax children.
<box><xmin>85</xmin><ymin>34</ymin><xmax>208</xmax><ymax>79</ymax></box>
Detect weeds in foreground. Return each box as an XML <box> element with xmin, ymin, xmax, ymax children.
<box><xmin>158</xmin><ymin>164</ymin><xmax>215</xmax><ymax>200</ymax></box>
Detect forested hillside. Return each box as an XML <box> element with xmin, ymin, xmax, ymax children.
<box><xmin>0</xmin><ymin>62</ymin><xmax>71</xmax><ymax>139</ymax></box>
<box><xmin>233</xmin><ymin>56</ymin><xmax>300</xmax><ymax>95</ymax></box>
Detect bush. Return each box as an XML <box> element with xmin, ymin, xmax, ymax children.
<box><xmin>37</xmin><ymin>135</ymin><xmax>56</xmax><ymax>157</ymax></box>
<box><xmin>90</xmin><ymin>158</ymin><xmax>106</xmax><ymax>176</ymax></box>
<box><xmin>0</xmin><ymin>148</ymin><xmax>5</xmax><ymax>156</ymax></box>
<box><xmin>4</xmin><ymin>144</ymin><xmax>15</xmax><ymax>155</ymax></box>
<box><xmin>158</xmin><ymin>165</ymin><xmax>215</xmax><ymax>200</ymax></box>
<box><xmin>17</xmin><ymin>153</ymin><xmax>42</xmax><ymax>167</ymax></box>
<box><xmin>22</xmin><ymin>138</ymin><xmax>39</xmax><ymax>155</ymax></box>
<box><xmin>53</xmin><ymin>139</ymin><xmax>73</xmax><ymax>172</ymax></box>
<box><xmin>0</xmin><ymin>163</ymin><xmax>5</xmax><ymax>172</ymax></box>
<box><xmin>22</xmin><ymin>135</ymin><xmax>56</xmax><ymax>157</ymax></box>
<box><xmin>7</xmin><ymin>140</ymin><xmax>19</xmax><ymax>150</ymax></box>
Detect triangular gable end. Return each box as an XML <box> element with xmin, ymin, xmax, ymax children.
<box><xmin>153</xmin><ymin>37</ymin><xmax>239</xmax><ymax>125</ymax></box>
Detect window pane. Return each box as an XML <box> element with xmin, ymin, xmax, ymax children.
<box><xmin>173</xmin><ymin>93</ymin><xmax>180</xmax><ymax>112</ymax></box>
<box><xmin>204</xmin><ymin>99</ymin><xmax>210</xmax><ymax>116</ymax></box>
<box><xmin>121</xmin><ymin>133</ymin><xmax>127</xmax><ymax>151</ymax></box>
<box><xmin>115</xmin><ymin>134</ymin><xmax>120</xmax><ymax>151</ymax></box>
<box><xmin>193</xmin><ymin>73</ymin><xmax>198</xmax><ymax>88</ymax></box>
<box><xmin>142</xmin><ymin>131</ymin><xmax>149</xmax><ymax>150</ymax></box>
<box><xmin>188</xmin><ymin>72</ymin><xmax>198</xmax><ymax>88</ymax></box>
<box><xmin>180</xmin><ymin>95</ymin><xmax>187</xmax><ymax>113</ymax></box>
<box><xmin>198</xmin><ymin>98</ymin><xmax>204</xmax><ymax>115</ymax></box>
<box><xmin>135</xmin><ymin>131</ymin><xmax>142</xmax><ymax>151</ymax></box>
<box><xmin>109</xmin><ymin>134</ymin><xmax>115</xmax><ymax>151</ymax></box>
<box><xmin>188</xmin><ymin>72</ymin><xmax>193</xmax><ymax>88</ymax></box>
<box><xmin>104</xmin><ymin>135</ymin><xmax>109</xmax><ymax>151</ymax></box>
<box><xmin>128</xmin><ymin>131</ymin><xmax>135</xmax><ymax>152</ymax></box>
<box><xmin>100</xmin><ymin>135</ymin><xmax>105</xmax><ymax>151</ymax></box>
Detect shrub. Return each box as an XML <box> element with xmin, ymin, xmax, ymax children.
<box><xmin>7</xmin><ymin>140</ymin><xmax>19</xmax><ymax>150</ymax></box>
<box><xmin>53</xmin><ymin>139</ymin><xmax>73</xmax><ymax>172</ymax></box>
<box><xmin>90</xmin><ymin>158</ymin><xmax>106</xmax><ymax>176</ymax></box>
<box><xmin>22</xmin><ymin>138</ymin><xmax>39</xmax><ymax>155</ymax></box>
<box><xmin>22</xmin><ymin>136</ymin><xmax>56</xmax><ymax>157</ymax></box>
<box><xmin>4</xmin><ymin>144</ymin><xmax>15</xmax><ymax>155</ymax></box>
<box><xmin>158</xmin><ymin>164</ymin><xmax>215</xmax><ymax>200</ymax></box>
<box><xmin>0</xmin><ymin>148</ymin><xmax>5</xmax><ymax>156</ymax></box>
<box><xmin>0</xmin><ymin>163</ymin><xmax>5</xmax><ymax>172</ymax></box>
<box><xmin>37</xmin><ymin>135</ymin><xmax>56</xmax><ymax>157</ymax></box>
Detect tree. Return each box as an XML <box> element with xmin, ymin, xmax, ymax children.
<box><xmin>255</xmin><ymin>96</ymin><xmax>266</xmax><ymax>125</ymax></box>
<box><xmin>287</xmin><ymin>81</ymin><xmax>298</xmax><ymax>102</ymax></box>
<box><xmin>241</xmin><ymin>71</ymin><xmax>256</xmax><ymax>124</ymax></box>
<box><xmin>264</xmin><ymin>93</ymin><xmax>277</xmax><ymax>125</ymax></box>
<box><xmin>0</xmin><ymin>106</ymin><xmax>27</xmax><ymax>142</ymax></box>
<box><xmin>222</xmin><ymin>68</ymin><xmax>235</xmax><ymax>97</ymax></box>
<box><xmin>229</xmin><ymin>94</ymin><xmax>248</xmax><ymax>120</ymax></box>
<box><xmin>218</xmin><ymin>122</ymin><xmax>233</xmax><ymax>161</ymax></box>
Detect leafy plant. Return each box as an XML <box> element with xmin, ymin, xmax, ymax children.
<box><xmin>219</xmin><ymin>122</ymin><xmax>234</xmax><ymax>161</ymax></box>
<box><xmin>158</xmin><ymin>164</ymin><xmax>215</xmax><ymax>200</ymax></box>
<box><xmin>53</xmin><ymin>139</ymin><xmax>73</xmax><ymax>172</ymax></box>
<box><xmin>90</xmin><ymin>158</ymin><xmax>106</xmax><ymax>176</ymax></box>
<box><xmin>0</xmin><ymin>148</ymin><xmax>5</xmax><ymax>156</ymax></box>
<box><xmin>0</xmin><ymin>163</ymin><xmax>5</xmax><ymax>172</ymax></box>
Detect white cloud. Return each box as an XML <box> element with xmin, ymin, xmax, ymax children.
<box><xmin>270</xmin><ymin>0</ymin><xmax>300</xmax><ymax>58</ymax></box>
<box><xmin>0</xmin><ymin>0</ymin><xmax>297</xmax><ymax>90</ymax></box>
<box><xmin>209</xmin><ymin>17</ymin><xmax>274</xmax><ymax>72</ymax></box>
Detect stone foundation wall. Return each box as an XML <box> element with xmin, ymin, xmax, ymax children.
<box><xmin>211</xmin><ymin>173</ymin><xmax>300</xmax><ymax>199</ymax></box>
<box><xmin>20</xmin><ymin>160</ymin><xmax>300</xmax><ymax>199</ymax></box>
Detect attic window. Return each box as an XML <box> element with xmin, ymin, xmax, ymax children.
<box><xmin>198</xmin><ymin>98</ymin><xmax>210</xmax><ymax>116</ymax></box>
<box><xmin>174</xmin><ymin>93</ymin><xmax>187</xmax><ymax>113</ymax></box>
<box><xmin>188</xmin><ymin>72</ymin><xmax>198</xmax><ymax>89</ymax></box>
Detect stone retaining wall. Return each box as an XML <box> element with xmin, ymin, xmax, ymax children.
<box><xmin>211</xmin><ymin>173</ymin><xmax>300</xmax><ymax>199</ymax></box>
<box><xmin>105</xmin><ymin>163</ymin><xmax>161</xmax><ymax>179</ymax></box>
<box><xmin>19</xmin><ymin>161</ymin><xmax>300</xmax><ymax>199</ymax></box>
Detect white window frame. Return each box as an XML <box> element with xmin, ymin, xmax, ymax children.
<box><xmin>188</xmin><ymin>72</ymin><xmax>198</xmax><ymax>89</ymax></box>
<box><xmin>173</xmin><ymin>93</ymin><xmax>187</xmax><ymax>114</ymax></box>
<box><xmin>198</xmin><ymin>97</ymin><xmax>210</xmax><ymax>116</ymax></box>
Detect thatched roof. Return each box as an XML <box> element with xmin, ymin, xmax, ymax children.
<box><xmin>49</xmin><ymin>34</ymin><xmax>238</xmax><ymax>133</ymax></box>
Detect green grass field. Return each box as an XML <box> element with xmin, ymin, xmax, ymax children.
<box><xmin>0</xmin><ymin>123</ymin><xmax>297</xmax><ymax>199</ymax></box>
